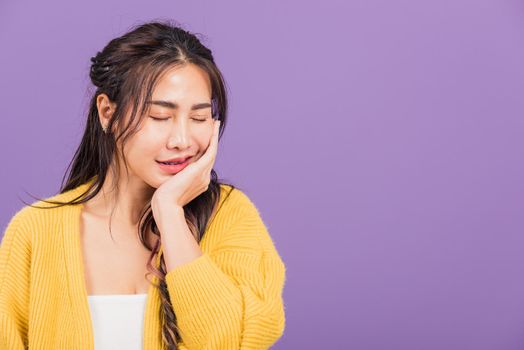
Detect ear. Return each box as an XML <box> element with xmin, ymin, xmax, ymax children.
<box><xmin>96</xmin><ymin>94</ymin><xmax>117</xmax><ymax>131</ymax></box>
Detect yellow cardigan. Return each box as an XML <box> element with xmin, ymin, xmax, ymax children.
<box><xmin>0</xmin><ymin>179</ymin><xmax>286</xmax><ymax>349</ymax></box>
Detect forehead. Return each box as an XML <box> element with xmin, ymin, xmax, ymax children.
<box><xmin>151</xmin><ymin>64</ymin><xmax>212</xmax><ymax>104</ymax></box>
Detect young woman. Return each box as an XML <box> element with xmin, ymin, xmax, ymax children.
<box><xmin>0</xmin><ymin>21</ymin><xmax>286</xmax><ymax>349</ymax></box>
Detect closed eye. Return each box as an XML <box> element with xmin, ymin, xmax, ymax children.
<box><xmin>149</xmin><ymin>116</ymin><xmax>208</xmax><ymax>122</ymax></box>
<box><xmin>150</xmin><ymin>116</ymin><xmax>169</xmax><ymax>121</ymax></box>
<box><xmin>192</xmin><ymin>117</ymin><xmax>208</xmax><ymax>122</ymax></box>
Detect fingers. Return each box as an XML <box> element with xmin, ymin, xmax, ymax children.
<box><xmin>200</xmin><ymin>119</ymin><xmax>220</xmax><ymax>173</ymax></box>
<box><xmin>209</xmin><ymin>119</ymin><xmax>220</xmax><ymax>163</ymax></box>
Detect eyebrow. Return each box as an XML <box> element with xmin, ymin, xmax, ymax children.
<box><xmin>147</xmin><ymin>100</ymin><xmax>212</xmax><ymax>111</ymax></box>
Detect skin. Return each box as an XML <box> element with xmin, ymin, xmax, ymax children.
<box><xmin>83</xmin><ymin>63</ymin><xmax>221</xmax><ymax>278</ymax></box>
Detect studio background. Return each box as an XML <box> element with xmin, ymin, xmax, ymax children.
<box><xmin>1</xmin><ymin>0</ymin><xmax>523</xmax><ymax>349</ymax></box>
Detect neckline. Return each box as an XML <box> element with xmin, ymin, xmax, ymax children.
<box><xmin>71</xmin><ymin>178</ymin><xmax>160</xmax><ymax>295</ymax></box>
<box><xmin>74</xmin><ymin>187</ymin><xmax>157</xmax><ymax>300</ymax></box>
<box><xmin>88</xmin><ymin>293</ymin><xmax>148</xmax><ymax>298</ymax></box>
<box><xmin>63</xmin><ymin>178</ymin><xmax>161</xmax><ymax>349</ymax></box>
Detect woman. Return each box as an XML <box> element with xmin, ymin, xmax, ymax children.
<box><xmin>0</xmin><ymin>20</ymin><xmax>286</xmax><ymax>349</ymax></box>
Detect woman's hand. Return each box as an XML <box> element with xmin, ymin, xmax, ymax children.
<box><xmin>151</xmin><ymin>119</ymin><xmax>221</xmax><ymax>213</ymax></box>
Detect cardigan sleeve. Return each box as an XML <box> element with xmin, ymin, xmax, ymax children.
<box><xmin>164</xmin><ymin>190</ymin><xmax>286</xmax><ymax>350</ymax></box>
<box><xmin>0</xmin><ymin>209</ymin><xmax>32</xmax><ymax>349</ymax></box>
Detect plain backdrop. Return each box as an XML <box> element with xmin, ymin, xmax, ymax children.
<box><xmin>1</xmin><ymin>0</ymin><xmax>524</xmax><ymax>349</ymax></box>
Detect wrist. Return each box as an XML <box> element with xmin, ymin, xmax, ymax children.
<box><xmin>152</xmin><ymin>200</ymin><xmax>185</xmax><ymax>225</ymax></box>
<box><xmin>151</xmin><ymin>194</ymin><xmax>182</xmax><ymax>212</ymax></box>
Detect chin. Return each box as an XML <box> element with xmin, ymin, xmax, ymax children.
<box><xmin>139</xmin><ymin>177</ymin><xmax>161</xmax><ymax>190</ymax></box>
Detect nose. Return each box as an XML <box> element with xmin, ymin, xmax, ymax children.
<box><xmin>167</xmin><ymin>118</ymin><xmax>191</xmax><ymax>150</ymax></box>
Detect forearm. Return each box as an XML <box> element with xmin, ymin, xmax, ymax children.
<box><xmin>154</xmin><ymin>204</ymin><xmax>203</xmax><ymax>272</ymax></box>
<box><xmin>151</xmin><ymin>192</ymin><xmax>287</xmax><ymax>349</ymax></box>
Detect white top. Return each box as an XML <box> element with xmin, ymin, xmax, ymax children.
<box><xmin>87</xmin><ymin>293</ymin><xmax>148</xmax><ymax>350</ymax></box>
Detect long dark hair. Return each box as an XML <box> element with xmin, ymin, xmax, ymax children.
<box><xmin>20</xmin><ymin>20</ymin><xmax>238</xmax><ymax>349</ymax></box>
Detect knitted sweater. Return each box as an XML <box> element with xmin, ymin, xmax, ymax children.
<box><xmin>0</xmin><ymin>179</ymin><xmax>286</xmax><ymax>349</ymax></box>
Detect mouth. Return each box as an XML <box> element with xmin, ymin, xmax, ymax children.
<box><xmin>156</xmin><ymin>157</ymin><xmax>192</xmax><ymax>174</ymax></box>
<box><xmin>156</xmin><ymin>156</ymin><xmax>192</xmax><ymax>165</ymax></box>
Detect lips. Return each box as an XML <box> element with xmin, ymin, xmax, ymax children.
<box><xmin>157</xmin><ymin>156</ymin><xmax>192</xmax><ymax>164</ymax></box>
<box><xmin>157</xmin><ymin>157</ymin><xmax>191</xmax><ymax>174</ymax></box>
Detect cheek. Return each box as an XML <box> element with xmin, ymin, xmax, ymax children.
<box><xmin>196</xmin><ymin>130</ymin><xmax>213</xmax><ymax>149</ymax></box>
<box><xmin>127</xmin><ymin>134</ymin><xmax>161</xmax><ymax>158</ymax></box>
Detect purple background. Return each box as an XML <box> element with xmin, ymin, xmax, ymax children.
<box><xmin>1</xmin><ymin>1</ymin><xmax>524</xmax><ymax>349</ymax></box>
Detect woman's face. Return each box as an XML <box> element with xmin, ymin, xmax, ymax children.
<box><xmin>117</xmin><ymin>63</ymin><xmax>215</xmax><ymax>188</ymax></box>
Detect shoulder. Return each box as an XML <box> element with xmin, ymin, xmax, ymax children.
<box><xmin>1</xmin><ymin>182</ymin><xmax>89</xmax><ymax>244</ymax></box>
<box><xmin>217</xmin><ymin>184</ymin><xmax>263</xmax><ymax>223</ymax></box>
<box><xmin>213</xmin><ymin>184</ymin><xmax>279</xmax><ymax>252</ymax></box>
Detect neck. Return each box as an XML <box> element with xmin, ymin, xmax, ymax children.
<box><xmin>84</xmin><ymin>172</ymin><xmax>156</xmax><ymax>228</ymax></box>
